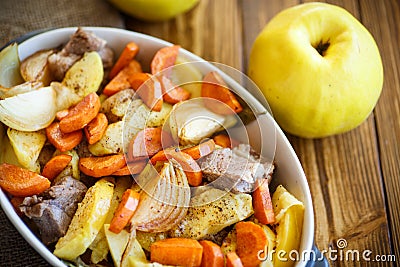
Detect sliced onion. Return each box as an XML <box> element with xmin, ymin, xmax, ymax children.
<box><xmin>0</xmin><ymin>86</ymin><xmax>57</xmax><ymax>131</ymax></box>
<box><xmin>130</xmin><ymin>162</ymin><xmax>190</xmax><ymax>233</ymax></box>
<box><xmin>0</xmin><ymin>43</ymin><xmax>24</xmax><ymax>88</ymax></box>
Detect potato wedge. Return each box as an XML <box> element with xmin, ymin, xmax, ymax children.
<box><xmin>20</xmin><ymin>49</ymin><xmax>54</xmax><ymax>86</ymax></box>
<box><xmin>90</xmin><ymin>176</ymin><xmax>132</xmax><ymax>264</ymax></box>
<box><xmin>53</xmin><ymin>178</ymin><xmax>115</xmax><ymax>261</ymax></box>
<box><xmin>88</xmin><ymin>121</ymin><xmax>124</xmax><ymax>156</ymax></box>
<box><xmin>0</xmin><ymin>126</ymin><xmax>21</xmax><ymax>167</ymax></box>
<box><xmin>146</xmin><ymin>102</ymin><xmax>173</xmax><ymax>128</ymax></box>
<box><xmin>258</xmin><ymin>224</ymin><xmax>276</xmax><ymax>267</ymax></box>
<box><xmin>168</xmin><ymin>188</ymin><xmax>253</xmax><ymax>240</ymax></box>
<box><xmin>100</xmin><ymin>89</ymin><xmax>135</xmax><ymax>123</ymax></box>
<box><xmin>62</xmin><ymin>51</ymin><xmax>103</xmax><ymax>98</ymax></box>
<box><xmin>272</xmin><ymin>185</ymin><xmax>304</xmax><ymax>267</ymax></box>
<box><xmin>104</xmin><ymin>224</ymin><xmax>146</xmax><ymax>267</ymax></box>
<box><xmin>7</xmin><ymin>128</ymin><xmax>46</xmax><ymax>172</ymax></box>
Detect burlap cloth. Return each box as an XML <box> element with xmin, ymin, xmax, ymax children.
<box><xmin>0</xmin><ymin>0</ymin><xmax>124</xmax><ymax>265</ymax></box>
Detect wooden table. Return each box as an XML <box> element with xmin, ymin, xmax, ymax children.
<box><xmin>124</xmin><ymin>0</ymin><xmax>399</xmax><ymax>266</ymax></box>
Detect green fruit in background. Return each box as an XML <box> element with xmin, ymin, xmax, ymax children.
<box><xmin>108</xmin><ymin>0</ymin><xmax>200</xmax><ymax>22</ymax></box>
<box><xmin>248</xmin><ymin>2</ymin><xmax>383</xmax><ymax>138</ymax></box>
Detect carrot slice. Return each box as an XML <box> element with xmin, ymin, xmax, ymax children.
<box><xmin>41</xmin><ymin>154</ymin><xmax>73</xmax><ymax>180</ymax></box>
<box><xmin>182</xmin><ymin>139</ymin><xmax>216</xmax><ymax>160</ymax></box>
<box><xmin>46</xmin><ymin>122</ymin><xmax>83</xmax><ymax>152</ymax></box>
<box><xmin>150</xmin><ymin>140</ymin><xmax>215</xmax><ymax>164</ymax></box>
<box><xmin>201</xmin><ymin>71</ymin><xmax>242</xmax><ymax>115</ymax></box>
<box><xmin>199</xmin><ymin>240</ymin><xmax>224</xmax><ymax>267</ymax></box>
<box><xmin>84</xmin><ymin>112</ymin><xmax>108</xmax><ymax>145</ymax></box>
<box><xmin>253</xmin><ymin>179</ymin><xmax>275</xmax><ymax>225</ymax></box>
<box><xmin>78</xmin><ymin>154</ymin><xmax>126</xmax><ymax>178</ymax></box>
<box><xmin>0</xmin><ymin>163</ymin><xmax>51</xmax><ymax>197</ymax></box>
<box><xmin>109</xmin><ymin>41</ymin><xmax>139</xmax><ymax>79</ymax></box>
<box><xmin>112</xmin><ymin>159</ymin><xmax>147</xmax><ymax>176</ymax></box>
<box><xmin>213</xmin><ymin>134</ymin><xmax>239</xmax><ymax>148</ymax></box>
<box><xmin>59</xmin><ymin>92</ymin><xmax>101</xmax><ymax>133</ymax></box>
<box><xmin>56</xmin><ymin>109</ymin><xmax>69</xmax><ymax>121</ymax></box>
<box><xmin>109</xmin><ymin>189</ymin><xmax>140</xmax><ymax>233</ymax></box>
<box><xmin>162</xmin><ymin>149</ymin><xmax>203</xmax><ymax>186</ymax></box>
<box><xmin>128</xmin><ymin>72</ymin><xmax>163</xmax><ymax>111</ymax></box>
<box><xmin>226</xmin><ymin>252</ymin><xmax>244</xmax><ymax>267</ymax></box>
<box><xmin>235</xmin><ymin>221</ymin><xmax>268</xmax><ymax>267</ymax></box>
<box><xmin>103</xmin><ymin>59</ymin><xmax>142</xmax><ymax>96</ymax></box>
<box><xmin>160</xmin><ymin>75</ymin><xmax>190</xmax><ymax>104</ymax></box>
<box><xmin>150</xmin><ymin>150</ymin><xmax>166</xmax><ymax>165</ymax></box>
<box><xmin>128</xmin><ymin>128</ymin><xmax>174</xmax><ymax>159</ymax></box>
<box><xmin>150</xmin><ymin>45</ymin><xmax>180</xmax><ymax>75</ymax></box>
<box><xmin>150</xmin><ymin>237</ymin><xmax>203</xmax><ymax>267</ymax></box>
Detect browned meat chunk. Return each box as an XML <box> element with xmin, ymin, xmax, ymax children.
<box><xmin>20</xmin><ymin>176</ymin><xmax>87</xmax><ymax>245</ymax></box>
<box><xmin>199</xmin><ymin>144</ymin><xmax>274</xmax><ymax>193</ymax></box>
<box><xmin>48</xmin><ymin>28</ymin><xmax>114</xmax><ymax>80</ymax></box>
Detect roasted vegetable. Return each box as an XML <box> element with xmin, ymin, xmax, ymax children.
<box><xmin>7</xmin><ymin>128</ymin><xmax>46</xmax><ymax>172</ymax></box>
<box><xmin>0</xmin><ymin>43</ymin><xmax>24</xmax><ymax>87</ymax></box>
<box><xmin>168</xmin><ymin>188</ymin><xmax>253</xmax><ymax>240</ymax></box>
<box><xmin>0</xmin><ymin>86</ymin><xmax>57</xmax><ymax>131</ymax></box>
<box><xmin>20</xmin><ymin>49</ymin><xmax>54</xmax><ymax>85</ymax></box>
<box><xmin>88</xmin><ymin>121</ymin><xmax>124</xmax><ymax>156</ymax></box>
<box><xmin>130</xmin><ymin>162</ymin><xmax>190</xmax><ymax>232</ymax></box>
<box><xmin>90</xmin><ymin>176</ymin><xmax>132</xmax><ymax>264</ymax></box>
<box><xmin>0</xmin><ymin>163</ymin><xmax>50</xmax><ymax>197</ymax></box>
<box><xmin>272</xmin><ymin>185</ymin><xmax>304</xmax><ymax>267</ymax></box>
<box><xmin>150</xmin><ymin>238</ymin><xmax>203</xmax><ymax>267</ymax></box>
<box><xmin>62</xmin><ymin>51</ymin><xmax>103</xmax><ymax>98</ymax></box>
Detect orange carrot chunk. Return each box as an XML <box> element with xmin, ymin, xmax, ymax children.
<box><xmin>109</xmin><ymin>189</ymin><xmax>140</xmax><ymax>233</ymax></box>
<box><xmin>226</xmin><ymin>252</ymin><xmax>244</xmax><ymax>267</ymax></box>
<box><xmin>235</xmin><ymin>221</ymin><xmax>268</xmax><ymax>267</ymax></box>
<box><xmin>55</xmin><ymin>109</ymin><xmax>70</xmax><ymax>121</ymax></box>
<box><xmin>182</xmin><ymin>139</ymin><xmax>216</xmax><ymax>160</ymax></box>
<box><xmin>59</xmin><ymin>92</ymin><xmax>101</xmax><ymax>133</ymax></box>
<box><xmin>253</xmin><ymin>179</ymin><xmax>275</xmax><ymax>225</ymax></box>
<box><xmin>128</xmin><ymin>128</ymin><xmax>174</xmax><ymax>159</ymax></box>
<box><xmin>78</xmin><ymin>154</ymin><xmax>126</xmax><ymax>178</ymax></box>
<box><xmin>46</xmin><ymin>122</ymin><xmax>83</xmax><ymax>152</ymax></box>
<box><xmin>41</xmin><ymin>154</ymin><xmax>73</xmax><ymax>180</ymax></box>
<box><xmin>150</xmin><ymin>45</ymin><xmax>180</xmax><ymax>75</ymax></box>
<box><xmin>199</xmin><ymin>240</ymin><xmax>224</xmax><ymax>267</ymax></box>
<box><xmin>160</xmin><ymin>75</ymin><xmax>190</xmax><ymax>104</ymax></box>
<box><xmin>201</xmin><ymin>71</ymin><xmax>242</xmax><ymax>115</ymax></box>
<box><xmin>128</xmin><ymin>72</ymin><xmax>163</xmax><ymax>111</ymax></box>
<box><xmin>150</xmin><ymin>149</ymin><xmax>168</xmax><ymax>165</ymax></box>
<box><xmin>112</xmin><ymin>159</ymin><xmax>147</xmax><ymax>176</ymax></box>
<box><xmin>84</xmin><ymin>112</ymin><xmax>108</xmax><ymax>145</ymax></box>
<box><xmin>109</xmin><ymin>41</ymin><xmax>139</xmax><ymax>79</ymax></box>
<box><xmin>103</xmin><ymin>59</ymin><xmax>142</xmax><ymax>96</ymax></box>
<box><xmin>150</xmin><ymin>237</ymin><xmax>203</xmax><ymax>267</ymax></box>
<box><xmin>213</xmin><ymin>134</ymin><xmax>239</xmax><ymax>149</ymax></box>
<box><xmin>0</xmin><ymin>163</ymin><xmax>51</xmax><ymax>197</ymax></box>
<box><xmin>161</xmin><ymin>149</ymin><xmax>203</xmax><ymax>186</ymax></box>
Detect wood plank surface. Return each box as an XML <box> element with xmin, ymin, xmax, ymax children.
<box><xmin>125</xmin><ymin>0</ymin><xmax>399</xmax><ymax>266</ymax></box>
